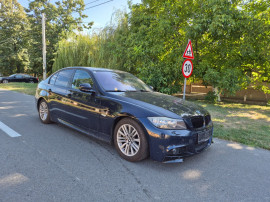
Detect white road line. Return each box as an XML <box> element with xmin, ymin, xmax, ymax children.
<box><xmin>0</xmin><ymin>121</ymin><xmax>21</xmax><ymax>137</ymax></box>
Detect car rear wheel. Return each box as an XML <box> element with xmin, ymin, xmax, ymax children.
<box><xmin>29</xmin><ymin>81</ymin><xmax>34</xmax><ymax>83</ymax></box>
<box><xmin>114</xmin><ymin>118</ymin><xmax>148</xmax><ymax>162</ymax></box>
<box><xmin>3</xmin><ymin>80</ymin><xmax>8</xmax><ymax>83</ymax></box>
<box><xmin>39</xmin><ymin>99</ymin><xmax>51</xmax><ymax>124</ymax></box>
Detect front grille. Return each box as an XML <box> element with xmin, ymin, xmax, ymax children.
<box><xmin>190</xmin><ymin>115</ymin><xmax>211</xmax><ymax>129</ymax></box>
<box><xmin>191</xmin><ymin>116</ymin><xmax>204</xmax><ymax>128</ymax></box>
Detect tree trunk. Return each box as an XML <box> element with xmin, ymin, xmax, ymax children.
<box><xmin>214</xmin><ymin>87</ymin><xmax>221</xmax><ymax>102</ymax></box>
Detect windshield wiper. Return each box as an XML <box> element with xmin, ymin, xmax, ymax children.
<box><xmin>139</xmin><ymin>90</ymin><xmax>150</xmax><ymax>92</ymax></box>
<box><xmin>106</xmin><ymin>90</ymin><xmax>138</xmax><ymax>92</ymax></box>
<box><xmin>106</xmin><ymin>90</ymin><xmax>149</xmax><ymax>92</ymax></box>
<box><xmin>106</xmin><ymin>90</ymin><xmax>126</xmax><ymax>92</ymax></box>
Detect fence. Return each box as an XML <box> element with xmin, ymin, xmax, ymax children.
<box><xmin>182</xmin><ymin>83</ymin><xmax>270</xmax><ymax>103</ymax></box>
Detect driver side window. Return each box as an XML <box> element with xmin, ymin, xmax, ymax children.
<box><xmin>72</xmin><ymin>70</ymin><xmax>93</xmax><ymax>89</ymax></box>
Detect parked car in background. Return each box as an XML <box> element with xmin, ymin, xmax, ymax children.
<box><xmin>35</xmin><ymin>67</ymin><xmax>213</xmax><ymax>163</ymax></box>
<box><xmin>0</xmin><ymin>73</ymin><xmax>38</xmax><ymax>83</ymax></box>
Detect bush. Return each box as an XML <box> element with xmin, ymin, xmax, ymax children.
<box><xmin>205</xmin><ymin>91</ymin><xmax>218</xmax><ymax>103</ymax></box>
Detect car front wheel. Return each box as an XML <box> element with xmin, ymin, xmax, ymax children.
<box><xmin>114</xmin><ymin>118</ymin><xmax>149</xmax><ymax>162</ymax></box>
<box><xmin>3</xmin><ymin>80</ymin><xmax>8</xmax><ymax>83</ymax></box>
<box><xmin>39</xmin><ymin>99</ymin><xmax>51</xmax><ymax>124</ymax></box>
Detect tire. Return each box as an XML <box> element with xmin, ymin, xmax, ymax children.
<box><xmin>29</xmin><ymin>81</ymin><xmax>34</xmax><ymax>83</ymax></box>
<box><xmin>114</xmin><ymin>118</ymin><xmax>149</xmax><ymax>162</ymax></box>
<box><xmin>3</xmin><ymin>80</ymin><xmax>8</xmax><ymax>83</ymax></box>
<box><xmin>38</xmin><ymin>99</ymin><xmax>51</xmax><ymax>124</ymax></box>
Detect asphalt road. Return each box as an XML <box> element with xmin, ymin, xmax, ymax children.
<box><xmin>0</xmin><ymin>89</ymin><xmax>270</xmax><ymax>202</ymax></box>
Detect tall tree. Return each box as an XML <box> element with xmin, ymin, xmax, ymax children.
<box><xmin>185</xmin><ymin>0</ymin><xmax>270</xmax><ymax>100</ymax></box>
<box><xmin>185</xmin><ymin>0</ymin><xmax>249</xmax><ymax>100</ymax></box>
<box><xmin>53</xmin><ymin>0</ymin><xmax>269</xmax><ymax>97</ymax></box>
<box><xmin>26</xmin><ymin>0</ymin><xmax>91</xmax><ymax>76</ymax></box>
<box><xmin>241</xmin><ymin>0</ymin><xmax>270</xmax><ymax>94</ymax></box>
<box><xmin>0</xmin><ymin>0</ymin><xmax>30</xmax><ymax>75</ymax></box>
<box><xmin>126</xmin><ymin>0</ymin><xmax>193</xmax><ymax>93</ymax></box>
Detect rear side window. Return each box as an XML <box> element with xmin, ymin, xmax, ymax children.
<box><xmin>54</xmin><ymin>69</ymin><xmax>73</xmax><ymax>87</ymax></box>
<box><xmin>49</xmin><ymin>73</ymin><xmax>58</xmax><ymax>85</ymax></box>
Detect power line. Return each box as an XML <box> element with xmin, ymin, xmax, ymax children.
<box><xmin>85</xmin><ymin>0</ymin><xmax>113</xmax><ymax>10</ymax></box>
<box><xmin>85</xmin><ymin>0</ymin><xmax>101</xmax><ymax>6</ymax></box>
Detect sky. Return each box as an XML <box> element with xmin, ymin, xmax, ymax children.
<box><xmin>17</xmin><ymin>0</ymin><xmax>142</xmax><ymax>30</ymax></box>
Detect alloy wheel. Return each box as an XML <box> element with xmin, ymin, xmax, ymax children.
<box><xmin>39</xmin><ymin>101</ymin><xmax>48</xmax><ymax>121</ymax></box>
<box><xmin>117</xmin><ymin>124</ymin><xmax>140</xmax><ymax>156</ymax></box>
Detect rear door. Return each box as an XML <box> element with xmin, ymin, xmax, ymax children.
<box><xmin>47</xmin><ymin>69</ymin><xmax>74</xmax><ymax>122</ymax></box>
<box><xmin>24</xmin><ymin>74</ymin><xmax>33</xmax><ymax>82</ymax></box>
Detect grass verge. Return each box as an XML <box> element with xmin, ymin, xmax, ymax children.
<box><xmin>0</xmin><ymin>83</ymin><xmax>37</xmax><ymax>95</ymax></box>
<box><xmin>195</xmin><ymin>101</ymin><xmax>270</xmax><ymax>150</ymax></box>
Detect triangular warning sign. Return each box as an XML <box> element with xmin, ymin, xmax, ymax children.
<box><xmin>183</xmin><ymin>40</ymin><xmax>194</xmax><ymax>59</ymax></box>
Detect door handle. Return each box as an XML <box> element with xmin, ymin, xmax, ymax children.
<box><xmin>67</xmin><ymin>91</ymin><xmax>73</xmax><ymax>98</ymax></box>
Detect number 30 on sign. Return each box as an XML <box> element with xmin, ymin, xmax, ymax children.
<box><xmin>182</xmin><ymin>59</ymin><xmax>193</xmax><ymax>78</ymax></box>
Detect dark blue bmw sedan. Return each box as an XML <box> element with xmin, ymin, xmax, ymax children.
<box><xmin>35</xmin><ymin>67</ymin><xmax>213</xmax><ymax>163</ymax></box>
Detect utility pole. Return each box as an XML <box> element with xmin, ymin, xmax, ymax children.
<box><xmin>42</xmin><ymin>13</ymin><xmax>46</xmax><ymax>80</ymax></box>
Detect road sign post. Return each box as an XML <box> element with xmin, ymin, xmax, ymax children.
<box><xmin>182</xmin><ymin>40</ymin><xmax>194</xmax><ymax>100</ymax></box>
<box><xmin>183</xmin><ymin>77</ymin><xmax>187</xmax><ymax>100</ymax></box>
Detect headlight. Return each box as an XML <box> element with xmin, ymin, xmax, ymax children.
<box><xmin>147</xmin><ymin>117</ymin><xmax>187</xmax><ymax>130</ymax></box>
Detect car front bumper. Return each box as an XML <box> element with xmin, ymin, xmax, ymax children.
<box><xmin>138</xmin><ymin>118</ymin><xmax>213</xmax><ymax>162</ymax></box>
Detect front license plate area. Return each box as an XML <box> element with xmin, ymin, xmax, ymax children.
<box><xmin>198</xmin><ymin>129</ymin><xmax>212</xmax><ymax>144</ymax></box>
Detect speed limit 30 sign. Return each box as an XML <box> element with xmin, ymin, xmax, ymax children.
<box><xmin>182</xmin><ymin>59</ymin><xmax>193</xmax><ymax>78</ymax></box>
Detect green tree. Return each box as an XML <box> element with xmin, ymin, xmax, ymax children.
<box><xmin>53</xmin><ymin>10</ymin><xmax>131</xmax><ymax>73</ymax></box>
<box><xmin>0</xmin><ymin>0</ymin><xmax>30</xmax><ymax>75</ymax></box>
<box><xmin>125</xmin><ymin>0</ymin><xmax>191</xmax><ymax>94</ymax></box>
<box><xmin>26</xmin><ymin>0</ymin><xmax>91</xmax><ymax>76</ymax></box>
<box><xmin>53</xmin><ymin>0</ymin><xmax>269</xmax><ymax>98</ymax></box>
<box><xmin>186</xmin><ymin>0</ymin><xmax>269</xmax><ymax>100</ymax></box>
<box><xmin>241</xmin><ymin>0</ymin><xmax>270</xmax><ymax>94</ymax></box>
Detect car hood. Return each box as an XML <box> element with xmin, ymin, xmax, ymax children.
<box><xmin>113</xmin><ymin>91</ymin><xmax>209</xmax><ymax>118</ymax></box>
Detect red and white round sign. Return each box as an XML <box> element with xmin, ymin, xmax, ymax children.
<box><xmin>182</xmin><ymin>59</ymin><xmax>193</xmax><ymax>78</ymax></box>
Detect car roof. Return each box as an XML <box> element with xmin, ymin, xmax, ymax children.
<box><xmin>12</xmin><ymin>73</ymin><xmax>31</xmax><ymax>75</ymax></box>
<box><xmin>64</xmin><ymin>66</ymin><xmax>125</xmax><ymax>73</ymax></box>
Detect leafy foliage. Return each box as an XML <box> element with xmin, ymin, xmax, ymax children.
<box><xmin>205</xmin><ymin>91</ymin><xmax>218</xmax><ymax>103</ymax></box>
<box><xmin>1</xmin><ymin>0</ymin><xmax>268</xmax><ymax>97</ymax></box>
<box><xmin>0</xmin><ymin>0</ymin><xmax>30</xmax><ymax>75</ymax></box>
<box><xmin>25</xmin><ymin>0</ymin><xmax>91</xmax><ymax>75</ymax></box>
<box><xmin>54</xmin><ymin>0</ymin><xmax>269</xmax><ymax>96</ymax></box>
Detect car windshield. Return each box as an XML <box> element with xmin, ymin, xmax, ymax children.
<box><xmin>94</xmin><ymin>71</ymin><xmax>152</xmax><ymax>92</ymax></box>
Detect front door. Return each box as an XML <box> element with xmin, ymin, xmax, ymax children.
<box><xmin>66</xmin><ymin>69</ymin><xmax>100</xmax><ymax>132</ymax></box>
<box><xmin>14</xmin><ymin>74</ymin><xmax>24</xmax><ymax>82</ymax></box>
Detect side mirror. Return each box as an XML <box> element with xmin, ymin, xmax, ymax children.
<box><xmin>79</xmin><ymin>83</ymin><xmax>95</xmax><ymax>93</ymax></box>
<box><xmin>149</xmin><ymin>86</ymin><xmax>154</xmax><ymax>90</ymax></box>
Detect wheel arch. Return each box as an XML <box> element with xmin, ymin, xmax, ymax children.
<box><xmin>37</xmin><ymin>97</ymin><xmax>47</xmax><ymax>111</ymax></box>
<box><xmin>111</xmin><ymin>114</ymin><xmax>149</xmax><ymax>145</ymax></box>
